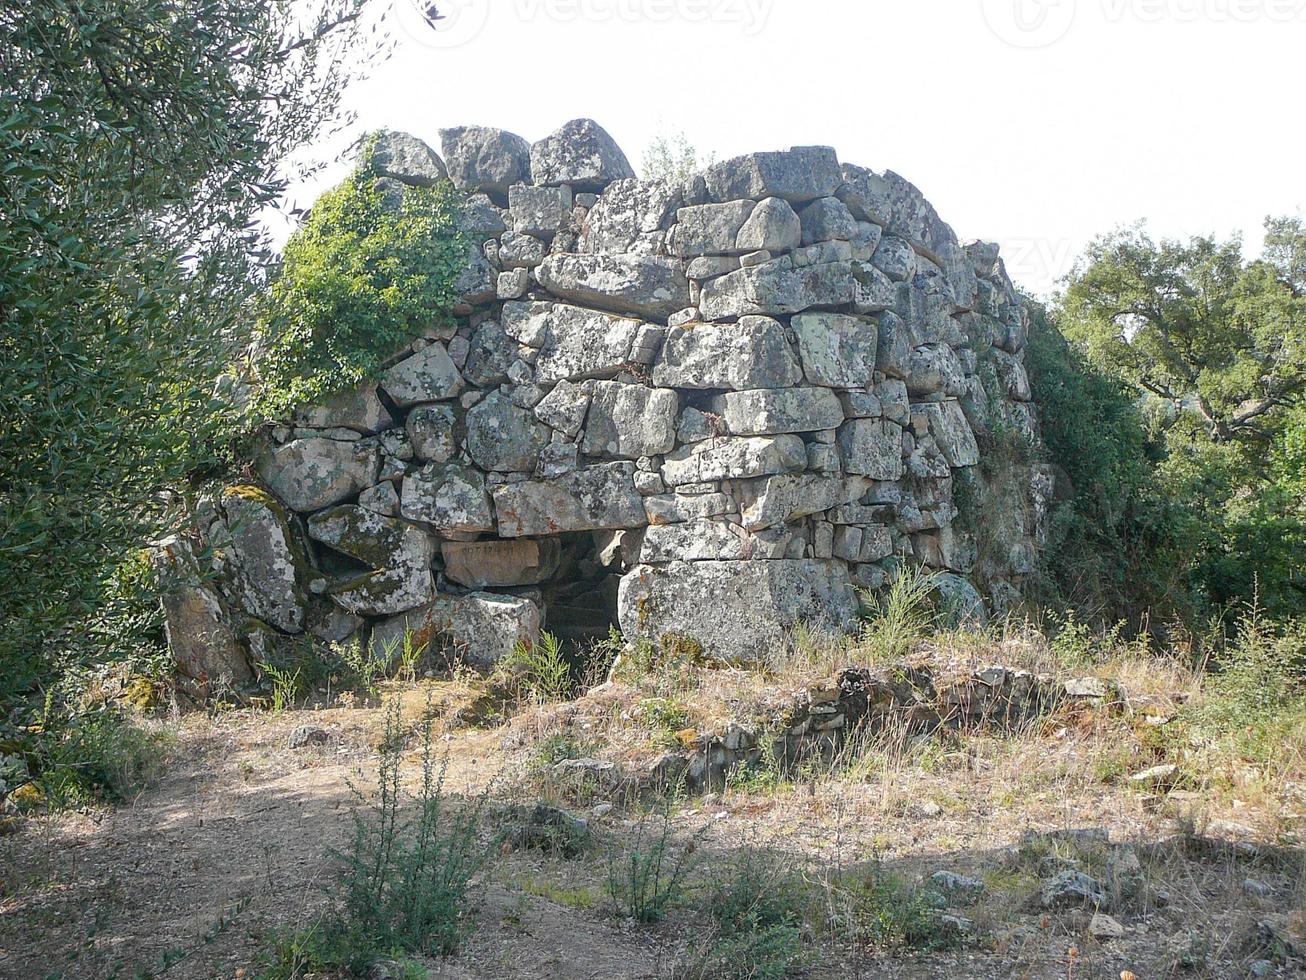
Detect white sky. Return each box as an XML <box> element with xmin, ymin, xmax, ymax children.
<box><xmin>286</xmin><ymin>0</ymin><xmax>1304</xmax><ymax>298</ymax></box>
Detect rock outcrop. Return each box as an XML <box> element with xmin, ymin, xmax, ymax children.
<box><xmin>158</xmin><ymin>119</ymin><xmax>1052</xmax><ymax>689</ymax></box>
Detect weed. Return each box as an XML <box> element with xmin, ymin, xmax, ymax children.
<box><xmin>606</xmin><ymin>796</ymin><xmax>700</xmax><ymax>923</ymax></box>
<box><xmin>501</xmin><ymin>631</ymin><xmax>571</xmax><ymax>704</ymax></box>
<box><xmin>635</xmin><ymin>696</ymin><xmax>690</xmax><ymax>747</ymax></box>
<box><xmin>259</xmin><ymin>662</ymin><xmax>303</xmax><ymax>713</ymax></box>
<box><xmin>259</xmin><ymin>697</ymin><xmax>497</xmax><ymax>974</ymax></box>
<box><xmin>857</xmin><ymin>564</ymin><xmax>938</xmax><ymax>662</ymax></box>
<box><xmin>827</xmin><ymin>862</ymin><xmax>963</xmax><ymax>952</ymax></box>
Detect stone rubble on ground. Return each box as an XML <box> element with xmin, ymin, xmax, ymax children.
<box><xmin>156</xmin><ymin>119</ymin><xmax>1053</xmax><ymax>687</ymax></box>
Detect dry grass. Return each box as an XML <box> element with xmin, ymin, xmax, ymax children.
<box><xmin>3</xmin><ymin>617</ymin><xmax>1305</xmax><ymax>978</ymax></box>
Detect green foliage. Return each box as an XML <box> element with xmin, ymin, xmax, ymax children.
<box><xmin>857</xmin><ymin>564</ymin><xmax>937</xmax><ymax>660</ymax></box>
<box><xmin>320</xmin><ymin>698</ymin><xmax>496</xmax><ymax>969</ymax></box>
<box><xmin>829</xmin><ymin>865</ymin><xmax>961</xmax><ymax>952</ymax></box>
<box><xmin>635</xmin><ymin>696</ymin><xmax>690</xmax><ymax>746</ymax></box>
<box><xmin>642</xmin><ymin>131</ymin><xmax>714</xmax><ymax>183</ymax></box>
<box><xmin>606</xmin><ymin>797</ymin><xmax>699</xmax><ymax>922</ymax></box>
<box><xmin>252</xmin><ymin>162</ymin><xmax>465</xmax><ymax>421</ymax></box>
<box><xmin>1025</xmin><ymin>302</ymin><xmax>1192</xmax><ymax>623</ymax></box>
<box><xmin>1047</xmin><ymin>220</ymin><xmax>1306</xmax><ymax>620</ymax></box>
<box><xmin>501</xmin><ymin>631</ymin><xmax>573</xmax><ymax>704</ymax></box>
<box><xmin>0</xmin><ymin>0</ymin><xmax>384</xmax><ymax>791</ymax></box>
<box><xmin>1188</xmin><ymin>604</ymin><xmax>1305</xmax><ymax>733</ymax></box>
<box><xmin>2</xmin><ymin>700</ymin><xmax>169</xmax><ymax>811</ymax></box>
<box><xmin>677</xmin><ymin>846</ymin><xmax>809</xmax><ymax>979</ymax></box>
<box><xmin>1059</xmin><ymin>221</ymin><xmax>1306</xmax><ymax>446</ymax></box>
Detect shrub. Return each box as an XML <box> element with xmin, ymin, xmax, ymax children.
<box><xmin>1024</xmin><ymin>301</ymin><xmax>1193</xmax><ymax>626</ymax></box>
<box><xmin>827</xmin><ymin>864</ymin><xmax>961</xmax><ymax>952</ymax></box>
<box><xmin>857</xmin><ymin>563</ymin><xmax>937</xmax><ymax>661</ymax></box>
<box><xmin>606</xmin><ymin>797</ymin><xmax>699</xmax><ymax>922</ymax></box>
<box><xmin>305</xmin><ymin>698</ymin><xmax>497</xmax><ymax>970</ymax></box>
<box><xmin>675</xmin><ymin>845</ymin><xmax>809</xmax><ymax>979</ymax></box>
<box><xmin>500</xmin><ymin>631</ymin><xmax>572</xmax><ymax>704</ymax></box>
<box><xmin>2</xmin><ymin>700</ymin><xmax>170</xmax><ymax>811</ymax></box>
<box><xmin>252</xmin><ymin>152</ymin><xmax>465</xmax><ymax>423</ymax></box>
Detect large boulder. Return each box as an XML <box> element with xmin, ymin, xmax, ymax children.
<box><xmin>798</xmin><ymin>197</ymin><xmax>858</xmax><ymax>245</ymax></box>
<box><xmin>508</xmin><ymin>184</ymin><xmax>573</xmax><ymax>238</ymax></box>
<box><xmin>911</xmin><ymin>401</ymin><xmax>980</xmax><ymax>468</ymax></box>
<box><xmin>581</xmin><ymin>381</ymin><xmax>678</xmax><ymax>458</ymax></box>
<box><xmin>256</xmin><ymin>438</ymin><xmax>379</xmax><ymax>513</ymax></box>
<box><xmin>380</xmin><ymin>343</ymin><xmax>465</xmax><ymax>407</ymax></box>
<box><xmin>366</xmin><ymin>130</ymin><xmax>446</xmax><ymax>186</ymax></box>
<box><xmin>838</xmin><ymin>419</ymin><xmax>905</xmax><ymax>481</ymax></box>
<box><xmin>737</xmin><ymin>474</ymin><xmax>872</xmax><ymax>532</ymax></box>
<box><xmin>465</xmin><ymin>391</ymin><xmax>550</xmax><ymax>472</ymax></box>
<box><xmin>735</xmin><ymin>197</ymin><xmax>802</xmax><ymax>253</ymax></box>
<box><xmin>529</xmin><ymin>118</ymin><xmax>635</xmax><ymax>191</ymax></box>
<box><xmin>653</xmin><ymin>316</ymin><xmax>801</xmax><ymax>390</ymax></box>
<box><xmin>617</xmin><ymin>559</ymin><xmax>859</xmax><ymax>662</ymax></box>
<box><xmin>836</xmin><ymin>164</ymin><xmax>893</xmax><ymax>226</ymax></box>
<box><xmin>153</xmin><ymin>536</ymin><xmax>253</xmax><ymax>698</ymax></box>
<box><xmin>532</xmin><ymin>305</ymin><xmax>643</xmax><ymax>383</ymax></box>
<box><xmin>698</xmin><ymin>260</ymin><xmax>854</xmax><ymax>320</ymax></box>
<box><xmin>707</xmin><ymin>388</ymin><xmax>844</xmax><ymax>436</ymax></box>
<box><xmin>493</xmin><ymin>462</ymin><xmax>646</xmax><ymax>537</ymax></box>
<box><xmin>704</xmin><ymin>147</ymin><xmax>842</xmax><ymax>204</ymax></box>
<box><xmin>791</xmin><ymin>313</ymin><xmax>878</xmax><ymax>389</ymax></box>
<box><xmin>400</xmin><ymin>462</ymin><xmax>495</xmax><ymax>533</ymax></box>
<box><xmin>580</xmin><ymin>177</ymin><xmax>681</xmax><ymax>255</ymax></box>
<box><xmin>309</xmin><ymin>507</ymin><xmax>436</xmax><ymax>616</ymax></box>
<box><xmin>208</xmin><ymin>486</ymin><xmax>311</xmax><ymax>632</ymax></box>
<box><xmin>906</xmin><ymin>344</ymin><xmax>968</xmax><ymax>397</ymax></box>
<box><xmin>370</xmin><ymin>593</ymin><xmax>541</xmax><ymax>671</ymax></box>
<box><xmin>669</xmin><ymin>201</ymin><xmax>756</xmax><ymax>257</ymax></box>
<box><xmin>438</xmin><ymin>125</ymin><xmax>530</xmax><ymax>199</ymax></box>
<box><xmin>294</xmin><ymin>385</ymin><xmax>393</xmax><ymax>434</ymax></box>
<box><xmin>535</xmin><ymin>253</ymin><xmax>690</xmax><ymax>320</ymax></box>
<box><xmin>661</xmin><ymin>435</ymin><xmax>807</xmax><ymax>485</ymax></box>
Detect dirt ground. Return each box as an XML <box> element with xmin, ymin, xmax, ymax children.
<box><xmin>1</xmin><ymin>681</ymin><xmax>1302</xmax><ymax>980</ymax></box>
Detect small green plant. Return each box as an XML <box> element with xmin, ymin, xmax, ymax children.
<box><xmin>606</xmin><ymin>796</ymin><xmax>699</xmax><ymax>923</ymax></box>
<box><xmin>281</xmin><ymin>697</ymin><xmax>498</xmax><ymax>971</ymax></box>
<box><xmin>858</xmin><ymin>564</ymin><xmax>938</xmax><ymax>661</ymax></box>
<box><xmin>635</xmin><ymin>696</ymin><xmax>690</xmax><ymax>746</ymax></box>
<box><xmin>393</xmin><ymin>628</ymin><xmax>428</xmax><ymax>684</ymax></box>
<box><xmin>827</xmin><ymin>864</ymin><xmax>960</xmax><ymax>952</ymax></box>
<box><xmin>259</xmin><ymin>662</ymin><xmax>303</xmax><ymax>713</ymax></box>
<box><xmin>11</xmin><ymin>702</ymin><xmax>170</xmax><ymax>811</ymax></box>
<box><xmin>337</xmin><ymin>636</ymin><xmax>386</xmax><ymax>701</ymax></box>
<box><xmin>501</xmin><ymin>631</ymin><xmax>571</xmax><ymax>703</ymax></box>
<box><xmin>677</xmin><ymin>846</ymin><xmax>809</xmax><ymax>979</ymax></box>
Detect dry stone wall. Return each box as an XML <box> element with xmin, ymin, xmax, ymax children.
<box><xmin>157</xmin><ymin>119</ymin><xmax>1052</xmax><ymax>697</ymax></box>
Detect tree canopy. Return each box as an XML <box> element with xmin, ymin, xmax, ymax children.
<box><xmin>0</xmin><ymin>0</ymin><xmax>391</xmax><ymax>701</ymax></box>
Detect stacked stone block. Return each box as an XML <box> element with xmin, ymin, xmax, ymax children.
<box><xmin>159</xmin><ymin>120</ymin><xmax>1047</xmax><ymax>694</ymax></box>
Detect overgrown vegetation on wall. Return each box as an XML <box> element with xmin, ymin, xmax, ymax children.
<box><xmin>252</xmin><ymin>160</ymin><xmax>465</xmax><ymax>422</ymax></box>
